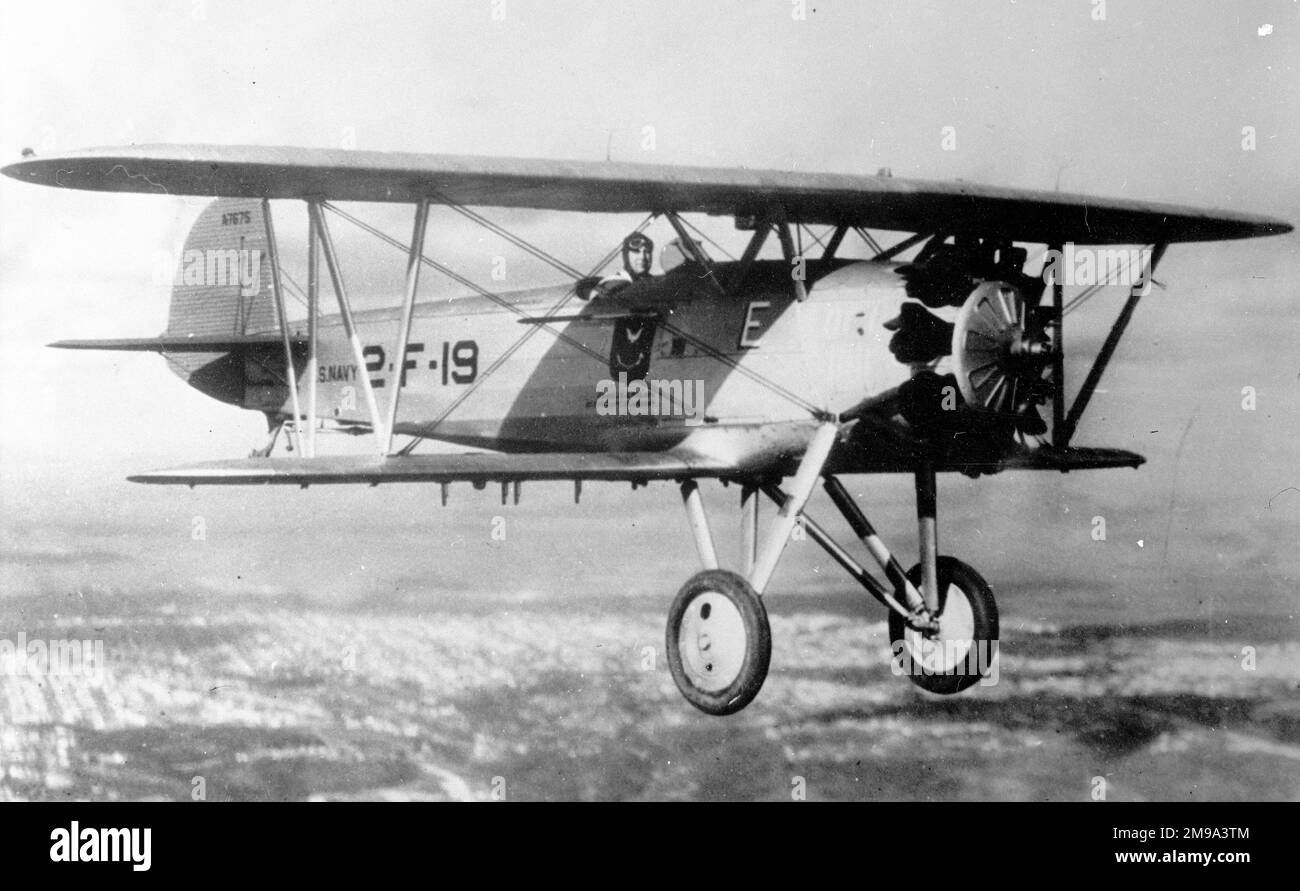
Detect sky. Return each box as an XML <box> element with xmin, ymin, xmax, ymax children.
<box><xmin>0</xmin><ymin>1</ymin><xmax>1296</xmax><ymax>611</ymax></box>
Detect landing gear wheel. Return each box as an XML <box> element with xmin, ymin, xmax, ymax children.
<box><xmin>666</xmin><ymin>569</ymin><xmax>771</xmax><ymax>716</ymax></box>
<box><xmin>888</xmin><ymin>557</ymin><xmax>999</xmax><ymax>695</ymax></box>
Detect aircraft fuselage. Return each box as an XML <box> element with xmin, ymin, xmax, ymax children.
<box><xmin>237</xmin><ymin>259</ymin><xmax>919</xmax><ymax>457</ymax></box>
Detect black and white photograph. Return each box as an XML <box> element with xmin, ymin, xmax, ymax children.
<box><xmin>0</xmin><ymin>0</ymin><xmax>1295</xmax><ymax>864</ymax></box>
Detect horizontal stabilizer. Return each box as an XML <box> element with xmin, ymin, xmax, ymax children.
<box><xmin>50</xmin><ymin>334</ymin><xmax>303</xmax><ymax>353</ymax></box>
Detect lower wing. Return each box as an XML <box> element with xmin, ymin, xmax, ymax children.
<box><xmin>128</xmin><ymin>451</ymin><xmax>742</xmax><ymax>486</ymax></box>
<box><xmin>128</xmin><ymin>439</ymin><xmax>1141</xmax><ymax>488</ymax></box>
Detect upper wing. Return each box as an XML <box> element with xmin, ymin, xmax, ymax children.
<box><xmin>4</xmin><ymin>144</ymin><xmax>1290</xmax><ymax>244</ymax></box>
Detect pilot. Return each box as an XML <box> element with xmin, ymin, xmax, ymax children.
<box><xmin>579</xmin><ymin>232</ymin><xmax>655</xmax><ymax>299</ymax></box>
<box><xmin>617</xmin><ymin>231</ymin><xmax>654</xmax><ymax>281</ymax></box>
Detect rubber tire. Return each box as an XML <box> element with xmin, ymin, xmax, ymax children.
<box><xmin>666</xmin><ymin>569</ymin><xmax>772</xmax><ymax>716</ymax></box>
<box><xmin>887</xmin><ymin>556</ymin><xmax>999</xmax><ymax>695</ymax></box>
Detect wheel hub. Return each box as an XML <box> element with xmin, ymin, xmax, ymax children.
<box><xmin>678</xmin><ymin>590</ymin><xmax>748</xmax><ymax>693</ymax></box>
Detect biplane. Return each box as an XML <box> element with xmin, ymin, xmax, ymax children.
<box><xmin>3</xmin><ymin>145</ymin><xmax>1290</xmax><ymax>714</ymax></box>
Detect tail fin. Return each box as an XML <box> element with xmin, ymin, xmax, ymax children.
<box><xmin>164</xmin><ymin>198</ymin><xmax>279</xmax><ymax>402</ymax></box>
<box><xmin>167</xmin><ymin>197</ymin><xmax>276</xmax><ymax>341</ymax></box>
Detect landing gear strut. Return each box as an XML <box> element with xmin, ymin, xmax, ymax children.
<box><xmin>664</xmin><ymin>428</ymin><xmax>1000</xmax><ymax>714</ymax></box>
<box><xmin>666</xmin><ymin>422</ymin><xmax>837</xmax><ymax>715</ymax></box>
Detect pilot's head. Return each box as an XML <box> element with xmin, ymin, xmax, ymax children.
<box><xmin>621</xmin><ymin>232</ymin><xmax>654</xmax><ymax>278</ymax></box>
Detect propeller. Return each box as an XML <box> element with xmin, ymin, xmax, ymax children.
<box><xmin>951</xmin><ymin>281</ymin><xmax>1056</xmax><ymax>420</ymax></box>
